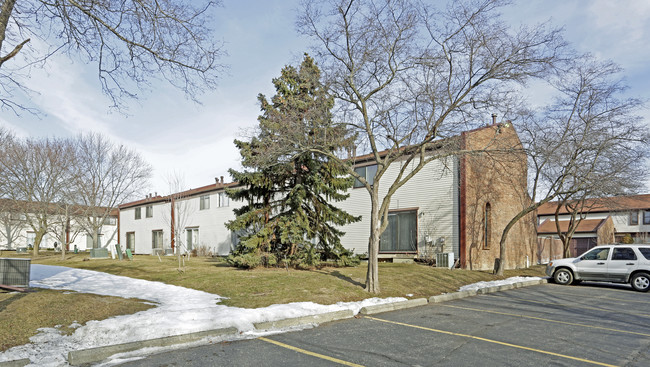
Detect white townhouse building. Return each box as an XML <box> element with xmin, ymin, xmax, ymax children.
<box><xmin>0</xmin><ymin>200</ymin><xmax>119</xmax><ymax>253</ymax></box>
<box><xmin>118</xmin><ymin>179</ymin><xmax>240</xmax><ymax>256</ymax></box>
<box><xmin>118</xmin><ymin>123</ymin><xmax>539</xmax><ymax>271</ymax></box>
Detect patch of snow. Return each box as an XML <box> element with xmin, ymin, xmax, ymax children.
<box><xmin>458</xmin><ymin>276</ymin><xmax>542</xmax><ymax>292</ymax></box>
<box><xmin>0</xmin><ymin>264</ymin><xmax>406</xmax><ymax>366</ymax></box>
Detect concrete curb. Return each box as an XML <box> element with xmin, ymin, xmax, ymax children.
<box><xmin>0</xmin><ymin>359</ymin><xmax>30</xmax><ymax>367</ymax></box>
<box><xmin>67</xmin><ymin>327</ymin><xmax>238</xmax><ymax>366</ymax></box>
<box><xmin>63</xmin><ymin>278</ymin><xmax>548</xmax><ymax>365</ymax></box>
<box><xmin>359</xmin><ymin>298</ymin><xmax>428</xmax><ymax>315</ymax></box>
<box><xmin>254</xmin><ymin>309</ymin><xmax>354</xmax><ymax>330</ymax></box>
<box><xmin>431</xmin><ymin>278</ymin><xmax>548</xmax><ymax>300</ymax></box>
<box><xmin>429</xmin><ymin>290</ymin><xmax>477</xmax><ymax>303</ymax></box>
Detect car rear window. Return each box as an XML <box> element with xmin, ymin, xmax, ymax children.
<box><xmin>639</xmin><ymin>248</ymin><xmax>650</xmax><ymax>260</ymax></box>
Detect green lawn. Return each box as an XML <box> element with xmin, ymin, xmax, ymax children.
<box><xmin>17</xmin><ymin>251</ymin><xmax>545</xmax><ymax>308</ymax></box>
<box><xmin>0</xmin><ymin>251</ymin><xmax>545</xmax><ymax>352</ymax></box>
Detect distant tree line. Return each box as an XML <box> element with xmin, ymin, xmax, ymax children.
<box><xmin>0</xmin><ymin>129</ymin><xmax>152</xmax><ymax>257</ymax></box>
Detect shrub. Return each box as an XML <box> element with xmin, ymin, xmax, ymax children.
<box><xmin>192</xmin><ymin>245</ymin><xmax>213</xmax><ymax>257</ymax></box>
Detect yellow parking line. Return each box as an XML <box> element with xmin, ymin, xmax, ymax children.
<box><xmin>546</xmin><ymin>283</ymin><xmax>639</xmax><ymax>295</ymax></box>
<box><xmin>258</xmin><ymin>337</ymin><xmax>364</xmax><ymax>367</ymax></box>
<box><xmin>544</xmin><ymin>288</ymin><xmax>649</xmax><ymax>304</ymax></box>
<box><xmin>492</xmin><ymin>296</ymin><xmax>650</xmax><ymax>318</ymax></box>
<box><xmin>365</xmin><ymin>316</ymin><xmax>618</xmax><ymax>367</ymax></box>
<box><xmin>440</xmin><ymin>304</ymin><xmax>650</xmax><ymax>337</ymax></box>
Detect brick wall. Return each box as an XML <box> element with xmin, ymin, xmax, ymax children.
<box><xmin>460</xmin><ymin>124</ymin><xmax>537</xmax><ymax>270</ymax></box>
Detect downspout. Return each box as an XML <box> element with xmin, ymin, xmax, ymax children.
<box><xmin>116</xmin><ymin>209</ymin><xmax>120</xmax><ymax>251</ymax></box>
<box><xmin>459</xmin><ymin>131</ymin><xmax>467</xmax><ymax>269</ymax></box>
<box><xmin>66</xmin><ymin>218</ymin><xmax>70</xmax><ymax>251</ymax></box>
<box><xmin>171</xmin><ymin>198</ymin><xmax>175</xmax><ymax>252</ymax></box>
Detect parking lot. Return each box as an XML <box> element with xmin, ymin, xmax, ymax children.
<box><xmin>123</xmin><ymin>283</ymin><xmax>649</xmax><ymax>366</ymax></box>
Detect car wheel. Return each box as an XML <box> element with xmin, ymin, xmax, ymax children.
<box><xmin>554</xmin><ymin>268</ymin><xmax>573</xmax><ymax>285</ymax></box>
<box><xmin>630</xmin><ymin>273</ymin><xmax>650</xmax><ymax>292</ymax></box>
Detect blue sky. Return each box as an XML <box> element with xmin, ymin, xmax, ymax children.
<box><xmin>1</xmin><ymin>0</ymin><xmax>649</xmax><ymax>195</ymax></box>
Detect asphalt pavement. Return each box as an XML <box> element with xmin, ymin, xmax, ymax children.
<box><xmin>119</xmin><ymin>282</ymin><xmax>650</xmax><ymax>366</ymax></box>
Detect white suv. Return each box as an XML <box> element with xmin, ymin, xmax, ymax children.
<box><xmin>546</xmin><ymin>244</ymin><xmax>650</xmax><ymax>292</ymax></box>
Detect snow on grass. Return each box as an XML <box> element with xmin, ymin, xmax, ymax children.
<box><xmin>458</xmin><ymin>276</ymin><xmax>542</xmax><ymax>292</ymax></box>
<box><xmin>0</xmin><ymin>265</ymin><xmax>405</xmax><ymax>366</ymax></box>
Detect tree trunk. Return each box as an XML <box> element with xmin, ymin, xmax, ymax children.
<box><xmin>563</xmin><ymin>242</ymin><xmax>572</xmax><ymax>258</ymax></box>
<box><xmin>0</xmin><ymin>0</ymin><xmax>16</xmax><ymax>52</ymax></box>
<box><xmin>365</xmin><ymin>192</ymin><xmax>381</xmax><ymax>293</ymax></box>
<box><xmin>496</xmin><ymin>207</ymin><xmax>534</xmax><ymax>275</ymax></box>
<box><xmin>33</xmin><ymin>230</ymin><xmax>45</xmax><ymax>256</ymax></box>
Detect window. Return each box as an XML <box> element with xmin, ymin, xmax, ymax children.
<box><xmin>146</xmin><ymin>205</ymin><xmax>153</xmax><ymax>218</ymax></box>
<box><xmin>380</xmin><ymin>210</ymin><xmax>417</xmax><ymax>252</ymax></box>
<box><xmin>86</xmin><ymin>233</ymin><xmax>104</xmax><ymax>249</ymax></box>
<box><xmin>219</xmin><ymin>192</ymin><xmax>229</xmax><ymax>207</ymax></box>
<box><xmin>135</xmin><ymin>207</ymin><xmax>141</xmax><ymax>220</ymax></box>
<box><xmin>611</xmin><ymin>247</ymin><xmax>636</xmax><ymax>261</ymax></box>
<box><xmin>152</xmin><ymin>230</ymin><xmax>163</xmax><ymax>250</ymax></box>
<box><xmin>483</xmin><ymin>203</ymin><xmax>492</xmax><ymax>250</ymax></box>
<box><xmin>639</xmin><ymin>248</ymin><xmax>650</xmax><ymax>260</ymax></box>
<box><xmin>644</xmin><ymin>210</ymin><xmax>650</xmax><ymax>225</ymax></box>
<box><xmin>353</xmin><ymin>164</ymin><xmax>378</xmax><ymax>188</ymax></box>
<box><xmin>630</xmin><ymin>211</ymin><xmax>639</xmax><ymax>225</ymax></box>
<box><xmin>582</xmin><ymin>247</ymin><xmax>610</xmax><ymax>261</ymax></box>
<box><xmin>200</xmin><ymin>195</ymin><xmax>210</xmax><ymax>210</ymax></box>
<box><xmin>186</xmin><ymin>228</ymin><xmax>199</xmax><ymax>251</ymax></box>
<box><xmin>103</xmin><ymin>217</ymin><xmax>117</xmax><ymax>225</ymax></box>
<box><xmin>126</xmin><ymin>232</ymin><xmax>135</xmax><ymax>251</ymax></box>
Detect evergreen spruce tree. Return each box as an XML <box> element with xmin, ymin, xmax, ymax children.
<box><xmin>226</xmin><ymin>55</ymin><xmax>360</xmax><ymax>268</ymax></box>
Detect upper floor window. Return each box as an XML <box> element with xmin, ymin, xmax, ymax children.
<box><xmin>135</xmin><ymin>207</ymin><xmax>141</xmax><ymax>220</ymax></box>
<box><xmin>353</xmin><ymin>164</ymin><xmax>378</xmax><ymax>188</ymax></box>
<box><xmin>219</xmin><ymin>192</ymin><xmax>229</xmax><ymax>207</ymax></box>
<box><xmin>644</xmin><ymin>210</ymin><xmax>650</xmax><ymax>225</ymax></box>
<box><xmin>200</xmin><ymin>195</ymin><xmax>210</xmax><ymax>210</ymax></box>
<box><xmin>630</xmin><ymin>211</ymin><xmax>639</xmax><ymax>225</ymax></box>
<box><xmin>103</xmin><ymin>217</ymin><xmax>117</xmax><ymax>225</ymax></box>
<box><xmin>145</xmin><ymin>205</ymin><xmax>153</xmax><ymax>218</ymax></box>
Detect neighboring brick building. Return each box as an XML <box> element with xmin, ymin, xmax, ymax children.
<box><xmin>537</xmin><ymin>194</ymin><xmax>650</xmax><ymax>256</ymax></box>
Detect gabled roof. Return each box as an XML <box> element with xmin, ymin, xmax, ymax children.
<box><xmin>118</xmin><ymin>181</ymin><xmax>238</xmax><ymax>209</ymax></box>
<box><xmin>0</xmin><ymin>198</ymin><xmax>117</xmax><ymax>217</ymax></box>
<box><xmin>118</xmin><ymin>123</ymin><xmax>513</xmax><ymax>209</ymax></box>
<box><xmin>537</xmin><ymin>194</ymin><xmax>650</xmax><ymax>216</ymax></box>
<box><xmin>537</xmin><ymin>218</ymin><xmax>609</xmax><ymax>234</ymax></box>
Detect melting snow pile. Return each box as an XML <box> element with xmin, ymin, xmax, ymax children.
<box><xmin>458</xmin><ymin>276</ymin><xmax>542</xmax><ymax>292</ymax></box>
<box><xmin>0</xmin><ymin>265</ymin><xmax>405</xmax><ymax>366</ymax></box>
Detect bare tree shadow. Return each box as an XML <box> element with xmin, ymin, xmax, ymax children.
<box><xmin>323</xmin><ymin>270</ymin><xmax>364</xmax><ymax>287</ymax></box>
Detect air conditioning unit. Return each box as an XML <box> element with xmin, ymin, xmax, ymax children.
<box><xmin>436</xmin><ymin>253</ymin><xmax>449</xmax><ymax>268</ymax></box>
<box><xmin>436</xmin><ymin>253</ymin><xmax>455</xmax><ymax>269</ymax></box>
<box><xmin>0</xmin><ymin>258</ymin><xmax>31</xmax><ymax>287</ymax></box>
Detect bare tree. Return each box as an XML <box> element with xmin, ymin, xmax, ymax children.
<box><xmin>495</xmin><ymin>56</ymin><xmax>650</xmax><ymax>274</ymax></box>
<box><xmin>49</xmin><ymin>203</ymin><xmax>84</xmax><ymax>259</ymax></box>
<box><xmin>0</xmin><ymin>136</ymin><xmax>74</xmax><ymax>255</ymax></box>
<box><xmin>162</xmin><ymin>171</ymin><xmax>196</xmax><ymax>270</ymax></box>
<box><xmin>70</xmin><ymin>132</ymin><xmax>152</xmax><ymax>250</ymax></box>
<box><xmin>298</xmin><ymin>0</ymin><xmax>564</xmax><ymax>292</ymax></box>
<box><xmin>0</xmin><ymin>0</ymin><xmax>226</xmax><ymax>113</ymax></box>
<box><xmin>0</xmin><ymin>198</ymin><xmax>25</xmax><ymax>249</ymax></box>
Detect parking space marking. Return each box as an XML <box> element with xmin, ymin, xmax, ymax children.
<box><xmin>546</xmin><ymin>284</ymin><xmax>637</xmax><ymax>295</ymax></box>
<box><xmin>542</xmin><ymin>288</ymin><xmax>649</xmax><ymax>304</ymax></box>
<box><xmin>489</xmin><ymin>295</ymin><xmax>650</xmax><ymax>318</ymax></box>
<box><xmin>365</xmin><ymin>316</ymin><xmax>618</xmax><ymax>367</ymax></box>
<box><xmin>440</xmin><ymin>304</ymin><xmax>650</xmax><ymax>337</ymax></box>
<box><xmin>258</xmin><ymin>337</ymin><xmax>364</xmax><ymax>367</ymax></box>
